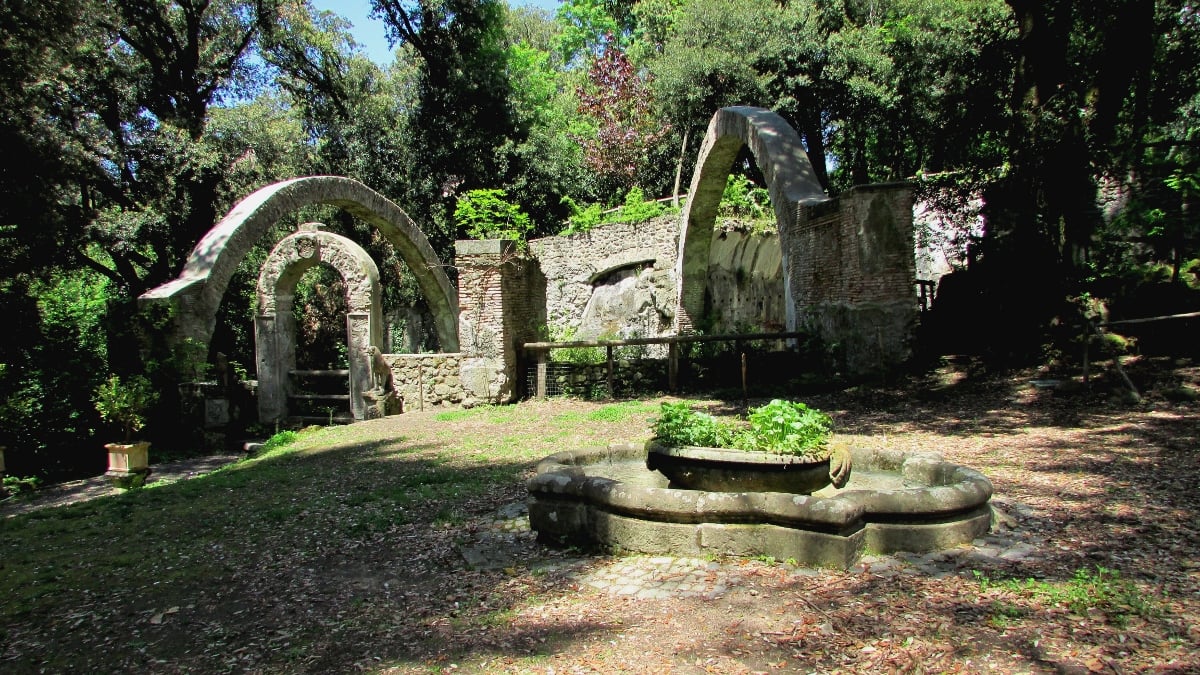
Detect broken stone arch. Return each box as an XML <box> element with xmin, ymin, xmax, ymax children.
<box><xmin>140</xmin><ymin>175</ymin><xmax>459</xmax><ymax>355</ymax></box>
<box><xmin>255</xmin><ymin>225</ymin><xmax>382</xmax><ymax>423</ymax></box>
<box><xmin>674</xmin><ymin>106</ymin><xmax>829</xmax><ymax>333</ymax></box>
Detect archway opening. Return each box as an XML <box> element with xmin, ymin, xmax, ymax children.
<box><xmin>141</xmin><ymin>176</ymin><xmax>461</xmax><ymax>373</ymax></box>
<box><xmin>295</xmin><ymin>264</ymin><xmax>351</xmax><ymax>371</ymax></box>
<box><xmin>703</xmin><ymin>153</ymin><xmax>787</xmax><ymax>335</ymax></box>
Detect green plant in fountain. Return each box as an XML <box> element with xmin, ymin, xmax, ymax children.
<box><xmin>651</xmin><ymin>402</ymin><xmax>739</xmax><ymax>448</ymax></box>
<box><xmin>93</xmin><ymin>374</ymin><xmax>158</xmax><ymax>443</ymax></box>
<box><xmin>652</xmin><ymin>400</ymin><xmax>834</xmax><ymax>459</ymax></box>
<box><xmin>740</xmin><ymin>399</ymin><xmax>832</xmax><ymax>457</ymax></box>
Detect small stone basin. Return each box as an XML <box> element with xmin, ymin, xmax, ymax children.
<box><xmin>645</xmin><ymin>442</ymin><xmax>835</xmax><ymax>494</ymax></box>
<box><xmin>528</xmin><ymin>441</ymin><xmax>994</xmax><ymax>569</ymax></box>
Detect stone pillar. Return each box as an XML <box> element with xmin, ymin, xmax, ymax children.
<box><xmin>346</xmin><ymin>311</ymin><xmax>371</xmax><ymax>420</ymax></box>
<box><xmin>256</xmin><ymin>291</ymin><xmax>299</xmax><ymax>424</ymax></box>
<box><xmin>255</xmin><ymin>314</ymin><xmax>285</xmax><ymax>423</ymax></box>
<box><xmin>785</xmin><ymin>182</ymin><xmax>917</xmax><ymax>376</ymax></box>
<box><xmin>454</xmin><ymin>240</ymin><xmax>544</xmax><ymax>404</ymax></box>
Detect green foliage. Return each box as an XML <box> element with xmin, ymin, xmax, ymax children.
<box><xmin>741</xmin><ymin>399</ymin><xmax>832</xmax><ymax>456</ymax></box>
<box><xmin>652</xmin><ymin>399</ymin><xmax>833</xmax><ymax>457</ymax></box>
<box><xmin>93</xmin><ymin>375</ymin><xmax>158</xmax><ymax>443</ymax></box>
<box><xmin>374</xmin><ymin>0</ymin><xmax>522</xmax><ymax>258</ymax></box>
<box><xmin>560</xmin><ymin>196</ymin><xmax>605</xmax><ymax>235</ymax></box>
<box><xmin>545</xmin><ymin>325</ymin><xmax>606</xmax><ymax>364</ymax></box>
<box><xmin>560</xmin><ymin>187</ymin><xmax>677</xmax><ymax>235</ymax></box>
<box><xmin>611</xmin><ymin>186</ymin><xmax>670</xmax><ymax>224</ymax></box>
<box><xmin>648</xmin><ymin>0</ymin><xmax>778</xmax><ymax>133</ymax></box>
<box><xmin>261</xmin><ymin>430</ymin><xmax>299</xmax><ymax>452</ymax></box>
<box><xmin>2</xmin><ymin>475</ymin><xmax>42</xmax><ymax>496</ymax></box>
<box><xmin>169</xmin><ymin>338</ymin><xmax>212</xmax><ymax>382</ymax></box>
<box><xmin>974</xmin><ymin>567</ymin><xmax>1158</xmax><ymax>626</ymax></box>
<box><xmin>454</xmin><ymin>189</ymin><xmax>534</xmax><ymax>242</ymax></box>
<box><xmin>585</xmin><ymin>400</ymin><xmax>657</xmax><ymax>422</ymax></box>
<box><xmin>650</xmin><ymin>402</ymin><xmax>739</xmax><ymax>448</ymax></box>
<box><xmin>719</xmin><ymin>174</ymin><xmax>773</xmax><ymax>221</ymax></box>
<box><xmin>553</xmin><ymin>0</ymin><xmax>636</xmax><ymax>65</ymax></box>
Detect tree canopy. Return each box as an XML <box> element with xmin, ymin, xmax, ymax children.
<box><xmin>2</xmin><ymin>0</ymin><xmax>1198</xmax><ymax>476</ymax></box>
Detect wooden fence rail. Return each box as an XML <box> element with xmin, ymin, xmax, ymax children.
<box><xmin>1083</xmin><ymin>310</ymin><xmax>1200</xmax><ymax>398</ymax></box>
<box><xmin>523</xmin><ymin>331</ymin><xmax>809</xmax><ymax>399</ymax></box>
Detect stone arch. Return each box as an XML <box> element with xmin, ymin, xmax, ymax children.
<box><xmin>255</xmin><ymin>225</ymin><xmax>383</xmax><ymax>422</ymax></box>
<box><xmin>140</xmin><ymin>175</ymin><xmax>459</xmax><ymax>353</ymax></box>
<box><xmin>585</xmin><ymin>253</ymin><xmax>658</xmax><ymax>285</ymax></box>
<box><xmin>674</xmin><ymin>107</ymin><xmax>828</xmax><ymax>333</ymax></box>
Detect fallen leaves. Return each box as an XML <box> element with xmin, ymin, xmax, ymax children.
<box><xmin>2</xmin><ymin>364</ymin><xmax>1200</xmax><ymax>672</ymax></box>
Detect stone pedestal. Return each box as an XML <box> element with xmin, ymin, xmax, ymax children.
<box><xmin>105</xmin><ymin>442</ymin><xmax>152</xmax><ymax>488</ymax></box>
<box><xmin>361</xmin><ymin>389</ymin><xmax>403</xmax><ymax>419</ymax></box>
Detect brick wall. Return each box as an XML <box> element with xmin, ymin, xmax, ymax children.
<box><xmin>453</xmin><ymin>240</ymin><xmax>545</xmax><ymax>403</ymax></box>
<box><xmin>786</xmin><ymin>183</ymin><xmax>917</xmax><ymax>374</ymax></box>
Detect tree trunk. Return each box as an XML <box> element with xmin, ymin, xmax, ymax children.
<box><xmin>672</xmin><ymin>126</ymin><xmax>689</xmax><ymax>207</ymax></box>
<box><xmin>801</xmin><ymin>111</ymin><xmax>829</xmax><ymax>192</ymax></box>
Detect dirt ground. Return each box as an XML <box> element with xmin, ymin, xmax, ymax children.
<box><xmin>2</xmin><ymin>355</ymin><xmax>1198</xmax><ymax>673</ymax></box>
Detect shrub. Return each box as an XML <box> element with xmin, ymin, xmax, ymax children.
<box><xmin>610</xmin><ymin>186</ymin><xmax>667</xmax><ymax>225</ymax></box>
<box><xmin>719</xmin><ymin>174</ymin><xmax>773</xmax><ymax>221</ymax></box>
<box><xmin>454</xmin><ymin>189</ymin><xmax>533</xmax><ymax>242</ymax></box>
<box><xmin>651</xmin><ymin>399</ymin><xmax>833</xmax><ymax>458</ymax></box>
<box><xmin>560</xmin><ymin>196</ymin><xmax>604</xmax><ymax>235</ymax></box>
<box><xmin>93</xmin><ymin>374</ymin><xmax>158</xmax><ymax>443</ymax></box>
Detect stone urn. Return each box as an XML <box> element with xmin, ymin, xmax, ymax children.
<box><xmin>105</xmin><ymin>442</ymin><xmax>152</xmax><ymax>488</ymax></box>
<box><xmin>645</xmin><ymin>441</ymin><xmax>847</xmax><ymax>494</ymax></box>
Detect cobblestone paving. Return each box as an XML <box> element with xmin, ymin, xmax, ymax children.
<box><xmin>576</xmin><ymin>556</ymin><xmax>731</xmax><ymax>599</ymax></box>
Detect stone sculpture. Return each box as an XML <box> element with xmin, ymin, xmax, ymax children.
<box><xmin>363</xmin><ymin>345</ymin><xmax>403</xmax><ymax>419</ymax></box>
<box><xmin>368</xmin><ymin>345</ymin><xmax>395</xmax><ymax>394</ymax></box>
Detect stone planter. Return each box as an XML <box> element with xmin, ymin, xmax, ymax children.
<box><xmin>645</xmin><ymin>441</ymin><xmax>835</xmax><ymax>494</ymax></box>
<box><xmin>105</xmin><ymin>442</ymin><xmax>152</xmax><ymax>488</ymax></box>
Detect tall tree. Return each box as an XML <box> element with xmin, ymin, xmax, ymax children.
<box><xmin>371</xmin><ymin>0</ymin><xmax>521</xmax><ymax>255</ymax></box>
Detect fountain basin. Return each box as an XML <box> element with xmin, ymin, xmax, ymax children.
<box><xmin>646</xmin><ymin>442</ymin><xmax>836</xmax><ymax>494</ymax></box>
<box><xmin>528</xmin><ymin>441</ymin><xmax>993</xmax><ymax>569</ymax></box>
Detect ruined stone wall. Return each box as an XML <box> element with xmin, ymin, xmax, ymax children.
<box><xmin>454</xmin><ymin>240</ymin><xmax>545</xmax><ymax>404</ymax></box>
<box><xmin>385</xmin><ymin>353</ymin><xmax>465</xmax><ymax>408</ymax></box>
<box><xmin>528</xmin><ymin>217</ymin><xmax>788</xmax><ymax>340</ymax></box>
<box><xmin>525</xmin><ymin>359</ymin><xmax>670</xmax><ymax>399</ymax></box>
<box><xmin>706</xmin><ymin>227</ymin><xmax>786</xmax><ymax>333</ymax></box>
<box><xmin>787</xmin><ymin>183</ymin><xmax>916</xmax><ymax>374</ymax></box>
<box><xmin>528</xmin><ymin>217</ymin><xmax>679</xmax><ymax>339</ymax></box>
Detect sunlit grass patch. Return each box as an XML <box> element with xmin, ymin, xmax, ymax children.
<box><xmin>974</xmin><ymin>566</ymin><xmax>1160</xmax><ymax>627</ymax></box>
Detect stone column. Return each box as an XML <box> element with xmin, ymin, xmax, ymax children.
<box><xmin>453</xmin><ymin>240</ymin><xmax>544</xmax><ymax>404</ymax></box>
<box><xmin>255</xmin><ymin>314</ymin><xmax>285</xmax><ymax>423</ymax></box>
<box><xmin>346</xmin><ymin>311</ymin><xmax>371</xmax><ymax>420</ymax></box>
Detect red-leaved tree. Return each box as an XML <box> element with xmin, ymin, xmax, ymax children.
<box><xmin>575</xmin><ymin>40</ymin><xmax>670</xmax><ymax>199</ymax></box>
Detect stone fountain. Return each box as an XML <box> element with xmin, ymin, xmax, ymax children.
<box><xmin>527</xmin><ymin>441</ymin><xmax>993</xmax><ymax>569</ymax></box>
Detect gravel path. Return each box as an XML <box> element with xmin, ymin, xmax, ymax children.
<box><xmin>1</xmin><ymin>452</ymin><xmax>243</xmax><ymax>517</ymax></box>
